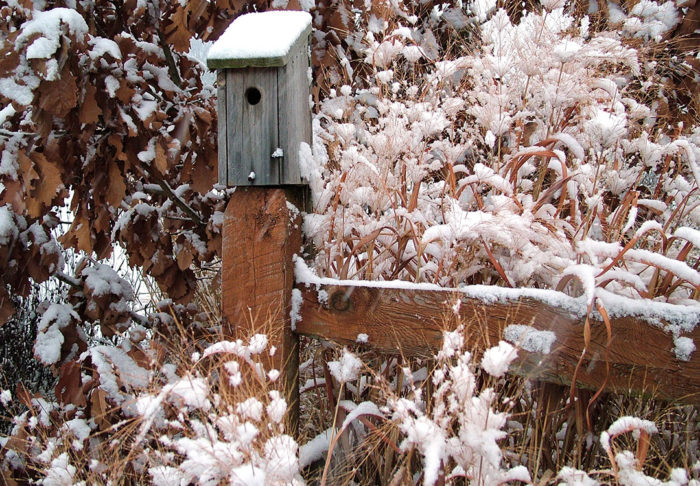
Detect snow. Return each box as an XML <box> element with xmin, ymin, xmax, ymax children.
<box><xmin>207</xmin><ymin>11</ymin><xmax>312</xmax><ymax>65</ymax></box>
<box><xmin>327</xmin><ymin>348</ymin><xmax>363</xmax><ymax>384</ymax></box>
<box><xmin>87</xmin><ymin>36</ymin><xmax>121</xmax><ymax>60</ymax></box>
<box><xmin>271</xmin><ymin>147</ymin><xmax>284</xmax><ymax>158</ymax></box>
<box><xmin>356</xmin><ymin>333</ymin><xmax>369</xmax><ymax>343</ymax></box>
<box><xmin>0</xmin><ymin>206</ymin><xmax>19</xmax><ymax>246</ymax></box>
<box><xmin>266</xmin><ymin>390</ymin><xmax>287</xmax><ymax>424</ymax></box>
<box><xmin>166</xmin><ymin>377</ymin><xmax>211</xmax><ymax>411</ymax></box>
<box><xmin>82</xmin><ymin>263</ymin><xmax>134</xmax><ymax>300</ymax></box>
<box><xmin>0</xmin><ymin>103</ymin><xmax>16</xmax><ymax>127</ymax></box>
<box><xmin>34</xmin><ymin>303</ymin><xmax>77</xmax><ymax>365</ymax></box>
<box><xmin>86</xmin><ymin>345</ymin><xmax>150</xmax><ymax>403</ymax></box>
<box><xmin>557</xmin><ymin>466</ymin><xmax>600</xmax><ymax>486</ymax></box>
<box><xmin>290</xmin><ymin>288</ymin><xmax>302</xmax><ymax>331</ymax></box>
<box><xmin>673</xmin><ymin>336</ymin><xmax>696</xmax><ymax>362</ymax></box>
<box><xmin>42</xmin><ymin>453</ymin><xmax>76</xmax><ymax>486</ymax></box>
<box><xmin>17</xmin><ymin>8</ymin><xmax>88</xmax><ymax>59</ymax></box>
<box><xmin>600</xmin><ymin>416</ymin><xmax>658</xmax><ymax>451</ymax></box>
<box><xmin>236</xmin><ymin>398</ymin><xmax>263</xmax><ymax>421</ymax></box>
<box><xmin>340</xmin><ymin>401</ymin><xmax>382</xmax><ymax>431</ymax></box>
<box><xmin>0</xmin><ymin>390</ymin><xmax>11</xmax><ymax>407</ymax></box>
<box><xmin>248</xmin><ymin>334</ymin><xmax>267</xmax><ymax>355</ymax></box>
<box><xmin>504</xmin><ymin>324</ymin><xmax>556</xmax><ymax>354</ymax></box>
<box><xmin>263</xmin><ymin>435</ymin><xmax>299</xmax><ymax>482</ymax></box>
<box><xmin>299</xmin><ymin>429</ymin><xmax>332</xmax><ymax>468</ymax></box>
<box><xmin>481</xmin><ymin>341</ymin><xmax>518</xmax><ymax>377</ymax></box>
<box><xmin>62</xmin><ymin>418</ymin><xmax>91</xmax><ymax>451</ymax></box>
<box><xmin>584</xmin><ymin>108</ymin><xmax>627</xmax><ymax>149</ymax></box>
<box><xmin>295</xmin><ymin>258</ymin><xmax>700</xmax><ymax>335</ymax></box>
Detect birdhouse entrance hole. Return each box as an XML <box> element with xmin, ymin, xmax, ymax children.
<box><xmin>245</xmin><ymin>87</ymin><xmax>261</xmax><ymax>105</ymax></box>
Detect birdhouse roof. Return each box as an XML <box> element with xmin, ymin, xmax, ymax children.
<box><xmin>206</xmin><ymin>11</ymin><xmax>312</xmax><ymax>69</ymax></box>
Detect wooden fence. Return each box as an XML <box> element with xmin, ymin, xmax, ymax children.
<box><xmin>221</xmin><ymin>187</ymin><xmax>700</xmax><ymax>432</ymax></box>
<box><xmin>210</xmin><ymin>13</ymin><xmax>699</xmax><ymax>432</ymax></box>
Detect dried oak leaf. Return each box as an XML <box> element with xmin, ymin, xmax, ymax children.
<box><xmin>79</xmin><ymin>83</ymin><xmax>100</xmax><ymax>124</ymax></box>
<box><xmin>176</xmin><ymin>237</ymin><xmax>194</xmax><ymax>270</ymax></box>
<box><xmin>90</xmin><ymin>387</ymin><xmax>111</xmax><ymax>431</ymax></box>
<box><xmin>154</xmin><ymin>141</ymin><xmax>168</xmax><ymax>175</ymax></box>
<box><xmin>55</xmin><ymin>360</ymin><xmax>87</xmax><ymax>407</ymax></box>
<box><xmin>190</xmin><ymin>153</ymin><xmax>215</xmax><ymax>194</ymax></box>
<box><xmin>17</xmin><ymin>149</ymin><xmax>38</xmax><ymax>188</ymax></box>
<box><xmin>26</xmin><ymin>152</ymin><xmax>64</xmax><ymax>218</ymax></box>
<box><xmin>38</xmin><ymin>71</ymin><xmax>78</xmax><ymax>117</ymax></box>
<box><xmin>60</xmin><ymin>212</ymin><xmax>93</xmax><ymax>254</ymax></box>
<box><xmin>164</xmin><ymin>7</ymin><xmax>192</xmax><ymax>52</ymax></box>
<box><xmin>106</xmin><ymin>160</ymin><xmax>127</xmax><ymax>207</ymax></box>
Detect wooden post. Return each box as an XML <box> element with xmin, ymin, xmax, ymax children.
<box><xmin>208</xmin><ymin>11</ymin><xmax>313</xmax><ymax>433</ymax></box>
<box><xmin>221</xmin><ymin>187</ymin><xmax>303</xmax><ymax>432</ymax></box>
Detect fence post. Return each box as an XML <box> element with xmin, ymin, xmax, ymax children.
<box><xmin>208</xmin><ymin>11</ymin><xmax>313</xmax><ymax>434</ymax></box>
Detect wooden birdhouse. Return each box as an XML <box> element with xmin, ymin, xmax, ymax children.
<box><xmin>207</xmin><ymin>11</ymin><xmax>312</xmax><ymax>186</ymax></box>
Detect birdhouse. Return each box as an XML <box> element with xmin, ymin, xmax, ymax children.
<box><xmin>207</xmin><ymin>11</ymin><xmax>312</xmax><ymax>187</ymax></box>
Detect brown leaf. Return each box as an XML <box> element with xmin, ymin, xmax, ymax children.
<box><xmin>79</xmin><ymin>83</ymin><xmax>101</xmax><ymax>124</ymax></box>
<box><xmin>165</xmin><ymin>7</ymin><xmax>192</xmax><ymax>52</ymax></box>
<box><xmin>38</xmin><ymin>71</ymin><xmax>78</xmax><ymax>117</ymax></box>
<box><xmin>60</xmin><ymin>212</ymin><xmax>93</xmax><ymax>254</ymax></box>
<box><xmin>0</xmin><ymin>179</ymin><xmax>27</xmax><ymax>213</ymax></box>
<box><xmin>154</xmin><ymin>142</ymin><xmax>168</xmax><ymax>175</ymax></box>
<box><xmin>0</xmin><ymin>43</ymin><xmax>20</xmax><ymax>78</ymax></box>
<box><xmin>176</xmin><ymin>244</ymin><xmax>194</xmax><ymax>270</ymax></box>
<box><xmin>90</xmin><ymin>388</ymin><xmax>111</xmax><ymax>431</ymax></box>
<box><xmin>106</xmin><ymin>161</ymin><xmax>127</xmax><ymax>207</ymax></box>
<box><xmin>26</xmin><ymin>152</ymin><xmax>64</xmax><ymax>218</ymax></box>
<box><xmin>17</xmin><ymin>150</ymin><xmax>38</xmax><ymax>187</ymax></box>
<box><xmin>55</xmin><ymin>361</ymin><xmax>87</xmax><ymax>407</ymax></box>
<box><xmin>116</xmin><ymin>78</ymin><xmax>136</xmax><ymax>105</ymax></box>
<box><xmin>191</xmin><ymin>153</ymin><xmax>215</xmax><ymax>194</ymax></box>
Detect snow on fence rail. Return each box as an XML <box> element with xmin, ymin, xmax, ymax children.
<box><xmin>209</xmin><ymin>13</ymin><xmax>699</xmax><ymax>432</ymax></box>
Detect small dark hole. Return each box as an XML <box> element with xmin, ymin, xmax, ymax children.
<box><xmin>245</xmin><ymin>87</ymin><xmax>261</xmax><ymax>105</ymax></box>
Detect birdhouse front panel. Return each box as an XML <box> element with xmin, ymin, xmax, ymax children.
<box><xmin>223</xmin><ymin>68</ymin><xmax>279</xmax><ymax>186</ymax></box>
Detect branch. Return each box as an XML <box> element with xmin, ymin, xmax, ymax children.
<box><xmin>157</xmin><ymin>29</ymin><xmax>183</xmax><ymax>89</ymax></box>
<box><xmin>55</xmin><ymin>270</ymin><xmax>81</xmax><ymax>288</ymax></box>
<box><xmin>156</xmin><ymin>179</ymin><xmax>206</xmax><ymax>227</ymax></box>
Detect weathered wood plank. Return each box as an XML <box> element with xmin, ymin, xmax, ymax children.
<box><xmin>216</xmin><ymin>71</ymin><xmax>228</xmax><ymax>185</ymax></box>
<box><xmin>277</xmin><ymin>37</ymin><xmax>312</xmax><ymax>185</ymax></box>
<box><xmin>296</xmin><ymin>285</ymin><xmax>700</xmax><ymax>404</ymax></box>
<box><xmin>222</xmin><ymin>188</ymin><xmax>303</xmax><ymax>430</ymax></box>
<box><xmin>226</xmin><ymin>68</ymin><xmax>278</xmax><ymax>185</ymax></box>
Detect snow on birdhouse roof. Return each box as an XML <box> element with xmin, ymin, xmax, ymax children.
<box><xmin>207</xmin><ymin>11</ymin><xmax>312</xmax><ymax>69</ymax></box>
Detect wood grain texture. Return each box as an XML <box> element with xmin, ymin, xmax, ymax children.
<box><xmin>216</xmin><ymin>71</ymin><xmax>228</xmax><ymax>185</ymax></box>
<box><xmin>277</xmin><ymin>38</ymin><xmax>312</xmax><ymax>185</ymax></box>
<box><xmin>296</xmin><ymin>285</ymin><xmax>700</xmax><ymax>404</ymax></box>
<box><xmin>222</xmin><ymin>188</ymin><xmax>304</xmax><ymax>430</ymax></box>
<box><xmin>225</xmin><ymin>69</ymin><xmax>279</xmax><ymax>186</ymax></box>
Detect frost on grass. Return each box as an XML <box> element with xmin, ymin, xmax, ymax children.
<box><xmin>327</xmin><ymin>348</ymin><xmax>363</xmax><ymax>384</ymax></box>
<box><xmin>390</xmin><ymin>332</ymin><xmax>531</xmax><ymax>486</ymax></box>
<box><xmin>481</xmin><ymin>341</ymin><xmax>518</xmax><ymax>378</ymax></box>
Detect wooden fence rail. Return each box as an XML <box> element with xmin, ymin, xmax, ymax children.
<box><xmin>297</xmin><ymin>284</ymin><xmax>700</xmax><ymax>404</ymax></box>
